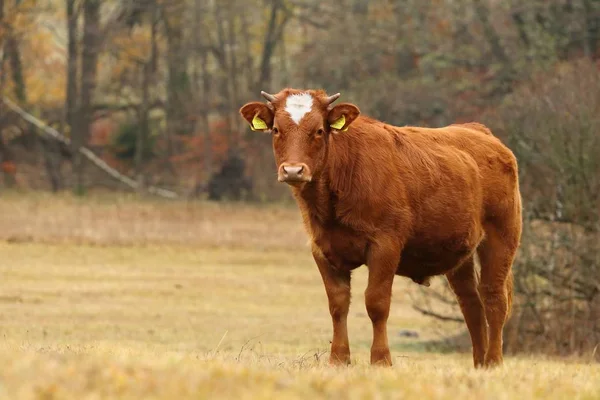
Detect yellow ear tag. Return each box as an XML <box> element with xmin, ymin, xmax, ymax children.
<box><xmin>251</xmin><ymin>115</ymin><xmax>268</xmax><ymax>130</ymax></box>
<box><xmin>330</xmin><ymin>115</ymin><xmax>346</xmax><ymax>130</ymax></box>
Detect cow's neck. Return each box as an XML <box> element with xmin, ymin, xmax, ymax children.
<box><xmin>293</xmin><ymin>136</ymin><xmax>359</xmax><ymax>225</ymax></box>
<box><xmin>294</xmin><ymin>175</ymin><xmax>335</xmax><ymax>224</ymax></box>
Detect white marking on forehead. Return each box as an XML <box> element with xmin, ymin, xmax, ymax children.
<box><xmin>285</xmin><ymin>93</ymin><xmax>313</xmax><ymax>125</ymax></box>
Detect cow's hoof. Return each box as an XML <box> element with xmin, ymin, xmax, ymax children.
<box><xmin>370</xmin><ymin>348</ymin><xmax>392</xmax><ymax>366</ymax></box>
<box><xmin>329</xmin><ymin>354</ymin><xmax>351</xmax><ymax>366</ymax></box>
<box><xmin>483</xmin><ymin>355</ymin><xmax>503</xmax><ymax>368</ymax></box>
<box><xmin>329</xmin><ymin>346</ymin><xmax>351</xmax><ymax>366</ymax></box>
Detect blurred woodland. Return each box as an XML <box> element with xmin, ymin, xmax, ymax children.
<box><xmin>0</xmin><ymin>0</ymin><xmax>599</xmax><ymax>359</ymax></box>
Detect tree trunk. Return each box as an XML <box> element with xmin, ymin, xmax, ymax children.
<box><xmin>0</xmin><ymin>135</ymin><xmax>16</xmax><ymax>189</ymax></box>
<box><xmin>3</xmin><ymin>0</ymin><xmax>27</xmax><ymax>104</ymax></box>
<box><xmin>200</xmin><ymin>50</ymin><xmax>212</xmax><ymax>183</ymax></box>
<box><xmin>256</xmin><ymin>0</ymin><xmax>290</xmax><ymax>93</ymax></box>
<box><xmin>39</xmin><ymin>136</ymin><xmax>63</xmax><ymax>192</ymax></box>
<box><xmin>5</xmin><ymin>34</ymin><xmax>26</xmax><ymax>103</ymax></box>
<box><xmin>73</xmin><ymin>0</ymin><xmax>100</xmax><ymax>195</ymax></box>
<box><xmin>239</xmin><ymin>10</ymin><xmax>254</xmax><ymax>93</ymax></box>
<box><xmin>583</xmin><ymin>0</ymin><xmax>600</xmax><ymax>59</ymax></box>
<box><xmin>0</xmin><ymin>0</ymin><xmax>4</xmax><ymax>62</ymax></box>
<box><xmin>195</xmin><ymin>0</ymin><xmax>212</xmax><ymax>183</ymax></box>
<box><xmin>213</xmin><ymin>1</ymin><xmax>232</xmax><ymax>135</ymax></box>
<box><xmin>225</xmin><ymin>0</ymin><xmax>240</xmax><ymax>142</ymax></box>
<box><xmin>392</xmin><ymin>3</ymin><xmax>417</xmax><ymax>78</ymax></box>
<box><xmin>135</xmin><ymin>62</ymin><xmax>150</xmax><ymax>190</ymax></box>
<box><xmin>472</xmin><ymin>0</ymin><xmax>515</xmax><ymax>85</ymax></box>
<box><xmin>511</xmin><ymin>10</ymin><xmax>530</xmax><ymax>49</ymax></box>
<box><xmin>135</xmin><ymin>8</ymin><xmax>158</xmax><ymax>189</ymax></box>
<box><xmin>0</xmin><ymin>0</ymin><xmax>19</xmax><ymax>188</ymax></box>
<box><xmin>65</xmin><ymin>0</ymin><xmax>78</xmax><ymax>139</ymax></box>
<box><xmin>163</xmin><ymin>0</ymin><xmax>191</xmax><ymax>144</ymax></box>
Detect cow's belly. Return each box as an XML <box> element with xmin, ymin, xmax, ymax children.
<box><xmin>398</xmin><ymin>228</ymin><xmax>484</xmax><ymax>281</ymax></box>
<box><xmin>397</xmin><ymin>244</ymin><xmax>473</xmax><ymax>279</ymax></box>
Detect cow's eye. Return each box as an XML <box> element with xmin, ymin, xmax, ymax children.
<box><xmin>316</xmin><ymin>128</ymin><xmax>324</xmax><ymax>136</ymax></box>
<box><xmin>272</xmin><ymin>127</ymin><xmax>279</xmax><ymax>135</ymax></box>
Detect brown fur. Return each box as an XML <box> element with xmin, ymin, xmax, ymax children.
<box><xmin>240</xmin><ymin>88</ymin><xmax>522</xmax><ymax>368</ymax></box>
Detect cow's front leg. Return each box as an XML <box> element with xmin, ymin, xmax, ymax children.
<box><xmin>312</xmin><ymin>247</ymin><xmax>352</xmax><ymax>365</ymax></box>
<box><xmin>365</xmin><ymin>238</ymin><xmax>401</xmax><ymax>366</ymax></box>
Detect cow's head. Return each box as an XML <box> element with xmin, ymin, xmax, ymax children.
<box><xmin>240</xmin><ymin>89</ymin><xmax>360</xmax><ymax>186</ymax></box>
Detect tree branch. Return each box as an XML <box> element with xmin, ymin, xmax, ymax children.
<box><xmin>92</xmin><ymin>100</ymin><xmax>164</xmax><ymax>113</ymax></box>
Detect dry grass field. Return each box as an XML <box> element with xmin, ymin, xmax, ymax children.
<box><xmin>0</xmin><ymin>192</ymin><xmax>598</xmax><ymax>399</ymax></box>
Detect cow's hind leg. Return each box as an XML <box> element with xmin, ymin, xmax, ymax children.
<box><xmin>477</xmin><ymin>217</ymin><xmax>520</xmax><ymax>368</ymax></box>
<box><xmin>446</xmin><ymin>256</ymin><xmax>488</xmax><ymax>368</ymax></box>
<box><xmin>312</xmin><ymin>247</ymin><xmax>352</xmax><ymax>365</ymax></box>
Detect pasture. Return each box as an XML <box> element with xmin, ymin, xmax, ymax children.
<box><xmin>0</xmin><ymin>193</ymin><xmax>598</xmax><ymax>399</ymax></box>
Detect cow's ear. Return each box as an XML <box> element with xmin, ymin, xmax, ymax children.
<box><xmin>239</xmin><ymin>102</ymin><xmax>274</xmax><ymax>132</ymax></box>
<box><xmin>327</xmin><ymin>103</ymin><xmax>360</xmax><ymax>132</ymax></box>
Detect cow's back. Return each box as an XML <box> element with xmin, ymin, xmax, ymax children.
<box><xmin>391</xmin><ymin>122</ymin><xmax>519</xmax><ymax>223</ymax></box>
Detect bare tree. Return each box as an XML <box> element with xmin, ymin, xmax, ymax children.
<box><xmin>0</xmin><ymin>0</ymin><xmax>17</xmax><ymax>188</ymax></box>
<box><xmin>135</xmin><ymin>3</ymin><xmax>159</xmax><ymax>189</ymax></box>
<box><xmin>65</xmin><ymin>0</ymin><xmax>78</xmax><ymax>139</ymax></box>
<box><xmin>255</xmin><ymin>0</ymin><xmax>290</xmax><ymax>93</ymax></box>
<box><xmin>162</xmin><ymin>0</ymin><xmax>191</xmax><ymax>151</ymax></box>
<box><xmin>194</xmin><ymin>0</ymin><xmax>212</xmax><ymax>183</ymax></box>
<box><xmin>72</xmin><ymin>0</ymin><xmax>100</xmax><ymax>194</ymax></box>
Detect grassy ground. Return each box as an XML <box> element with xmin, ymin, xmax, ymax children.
<box><xmin>0</xmin><ymin>192</ymin><xmax>598</xmax><ymax>399</ymax></box>
<box><xmin>0</xmin><ymin>191</ymin><xmax>305</xmax><ymax>249</ymax></box>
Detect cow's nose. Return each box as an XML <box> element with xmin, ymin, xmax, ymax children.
<box><xmin>279</xmin><ymin>163</ymin><xmax>311</xmax><ymax>183</ymax></box>
<box><xmin>284</xmin><ymin>165</ymin><xmax>304</xmax><ymax>178</ymax></box>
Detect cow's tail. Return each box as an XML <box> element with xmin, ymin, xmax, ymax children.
<box><xmin>505</xmin><ymin>269</ymin><xmax>514</xmax><ymax>320</ymax></box>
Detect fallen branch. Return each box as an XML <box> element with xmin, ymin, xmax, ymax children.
<box><xmin>1</xmin><ymin>96</ymin><xmax>177</xmax><ymax>199</ymax></box>
<box><xmin>412</xmin><ymin>305</ymin><xmax>464</xmax><ymax>323</ymax></box>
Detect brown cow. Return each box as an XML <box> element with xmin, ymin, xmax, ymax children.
<box><xmin>240</xmin><ymin>88</ymin><xmax>522</xmax><ymax>368</ymax></box>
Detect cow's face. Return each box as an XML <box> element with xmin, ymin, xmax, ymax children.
<box><xmin>240</xmin><ymin>89</ymin><xmax>360</xmax><ymax>186</ymax></box>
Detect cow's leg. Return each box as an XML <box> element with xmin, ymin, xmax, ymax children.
<box><xmin>365</xmin><ymin>239</ymin><xmax>400</xmax><ymax>366</ymax></box>
<box><xmin>477</xmin><ymin>220</ymin><xmax>520</xmax><ymax>368</ymax></box>
<box><xmin>312</xmin><ymin>248</ymin><xmax>352</xmax><ymax>365</ymax></box>
<box><xmin>446</xmin><ymin>256</ymin><xmax>488</xmax><ymax>368</ymax></box>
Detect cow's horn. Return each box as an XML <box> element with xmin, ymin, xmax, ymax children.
<box><xmin>261</xmin><ymin>91</ymin><xmax>277</xmax><ymax>103</ymax></box>
<box><xmin>325</xmin><ymin>93</ymin><xmax>341</xmax><ymax>106</ymax></box>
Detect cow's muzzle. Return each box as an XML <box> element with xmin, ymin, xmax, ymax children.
<box><xmin>278</xmin><ymin>163</ymin><xmax>312</xmax><ymax>184</ymax></box>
